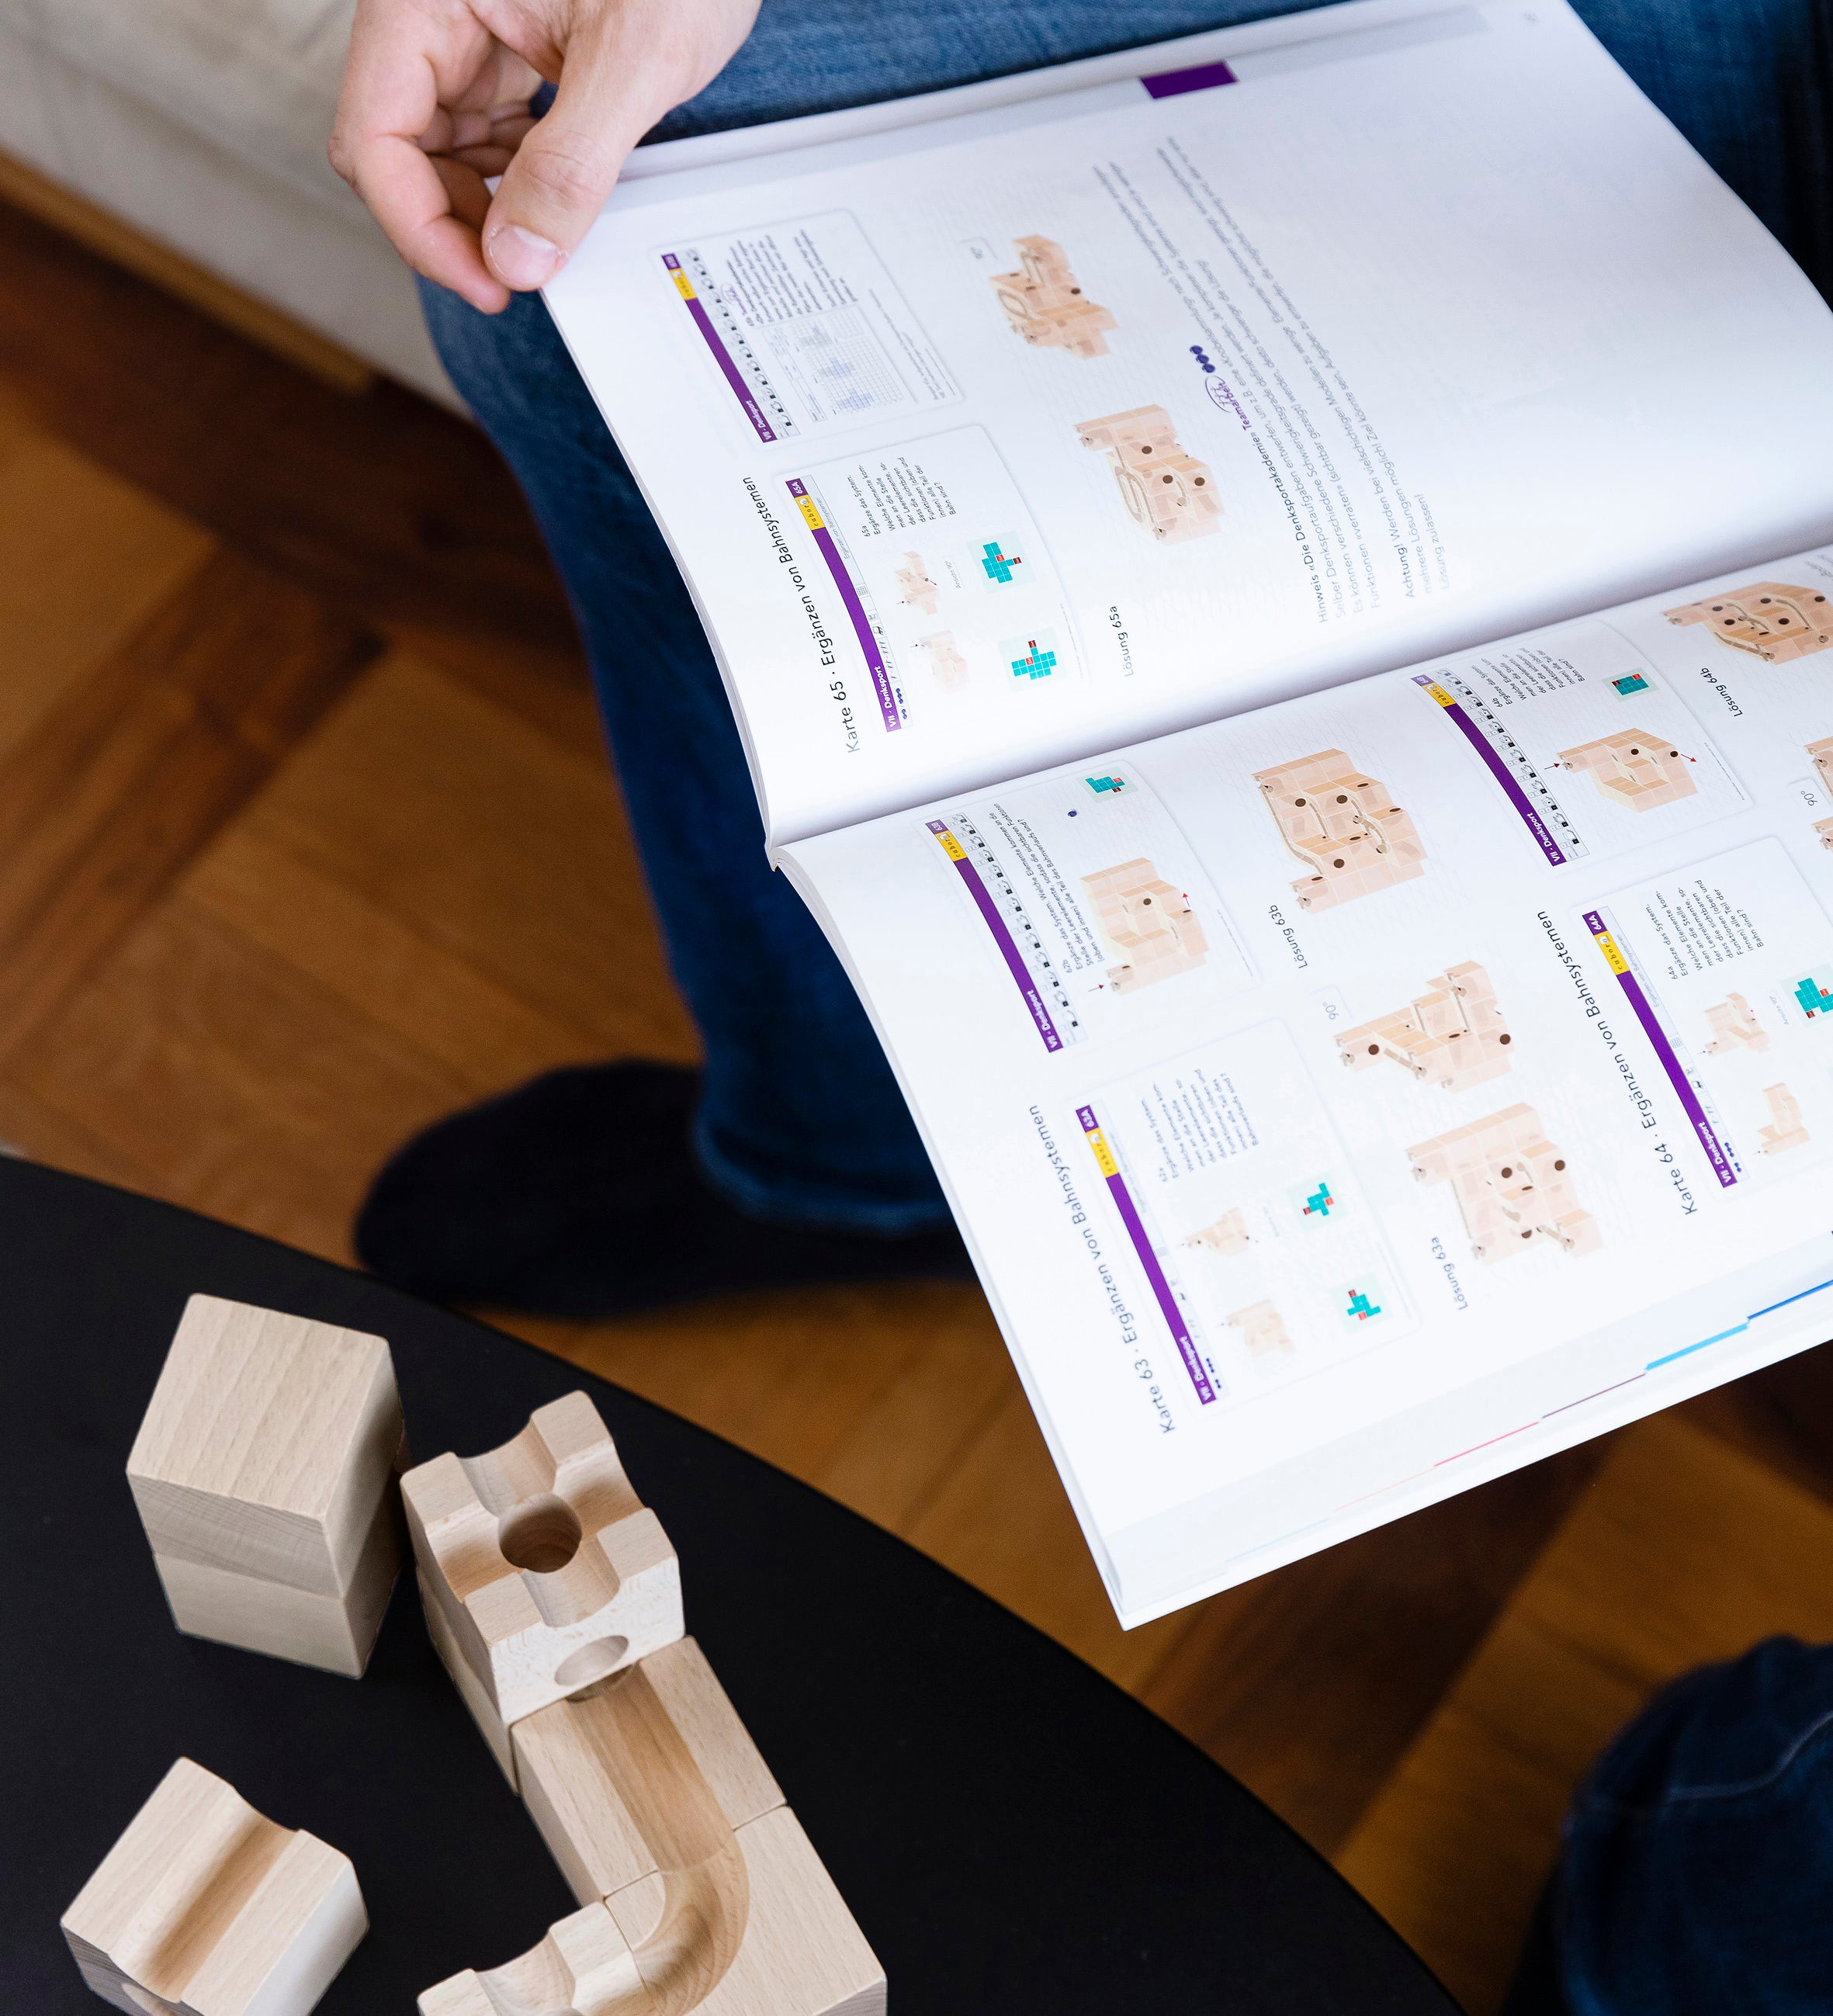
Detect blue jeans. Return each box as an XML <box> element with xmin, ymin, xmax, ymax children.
<box><xmin>422</xmin><ymin>0</ymin><xmax>1833</xmax><ymax>1231</ymax></box>
<box><xmin>1506</xmin><ymin>1637</ymin><xmax>1833</xmax><ymax>2015</ymax></box>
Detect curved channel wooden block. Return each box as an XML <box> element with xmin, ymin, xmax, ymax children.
<box><xmin>404</xmin><ymin>1392</ymin><xmax>684</xmax><ymax>1735</ymax></box>
<box><xmin>61</xmin><ymin>1757</ymin><xmax>366</xmax><ymax>2016</ymax></box>
<box><xmin>424</xmin><ymin>1639</ymin><xmax>884</xmax><ymax>2016</ymax></box>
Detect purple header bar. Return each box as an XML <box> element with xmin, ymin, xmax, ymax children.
<box><xmin>662</xmin><ymin>252</ymin><xmax>778</xmax><ymax>444</ymax></box>
<box><xmin>787</xmin><ymin>479</ymin><xmax>902</xmax><ymax>733</ymax></box>
<box><xmin>1415</xmin><ymin>674</ymin><xmax>1568</xmax><ymax>867</ymax></box>
<box><xmin>1078</xmin><ymin>1105</ymin><xmax>1218</xmax><ymax>1405</ymax></box>
<box><xmin>928</xmin><ymin>822</ymin><xmax>1061</xmax><ymax>1049</ymax></box>
<box><xmin>1583</xmin><ymin>910</ymin><xmax>1739</xmax><ymax>1190</ymax></box>
<box><xmin>1141</xmin><ymin>59</ymin><xmax>1239</xmax><ymax>98</ymax></box>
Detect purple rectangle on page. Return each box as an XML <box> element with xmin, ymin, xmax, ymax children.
<box><xmin>662</xmin><ymin>253</ymin><xmax>778</xmax><ymax>444</ymax></box>
<box><xmin>927</xmin><ymin>822</ymin><xmax>1062</xmax><ymax>1049</ymax></box>
<box><xmin>786</xmin><ymin>480</ymin><xmax>903</xmax><ymax>732</ymax></box>
<box><xmin>1077</xmin><ymin>1105</ymin><xmax>1218</xmax><ymax>1405</ymax></box>
<box><xmin>1583</xmin><ymin>910</ymin><xmax>1739</xmax><ymax>1190</ymax></box>
<box><xmin>1141</xmin><ymin>59</ymin><xmax>1239</xmax><ymax>98</ymax></box>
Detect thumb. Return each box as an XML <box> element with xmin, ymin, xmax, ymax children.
<box><xmin>482</xmin><ymin>24</ymin><xmax>655</xmax><ymax>289</ymax></box>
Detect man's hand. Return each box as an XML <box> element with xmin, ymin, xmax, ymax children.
<box><xmin>331</xmin><ymin>0</ymin><xmax>761</xmax><ymax>313</ymax></box>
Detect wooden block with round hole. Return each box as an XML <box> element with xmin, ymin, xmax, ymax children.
<box><xmin>401</xmin><ymin>1391</ymin><xmax>683</xmax><ymax>1734</ymax></box>
<box><xmin>61</xmin><ymin>1756</ymin><xmax>367</xmax><ymax>2016</ymax></box>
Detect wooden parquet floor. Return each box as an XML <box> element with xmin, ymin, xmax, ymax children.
<box><xmin>9</xmin><ymin>190</ymin><xmax>1833</xmax><ymax>2011</ymax></box>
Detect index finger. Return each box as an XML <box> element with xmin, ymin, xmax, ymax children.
<box><xmin>332</xmin><ymin>5</ymin><xmax>509</xmax><ymax>311</ymax></box>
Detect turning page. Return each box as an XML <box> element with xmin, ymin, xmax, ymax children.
<box><xmin>546</xmin><ymin>0</ymin><xmax>1833</xmax><ymax>845</ymax></box>
<box><xmin>783</xmin><ymin>552</ymin><xmax>1833</xmax><ymax>1622</ymax></box>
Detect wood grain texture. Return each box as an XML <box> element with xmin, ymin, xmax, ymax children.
<box><xmin>0</xmin><ymin>148</ymin><xmax>376</xmax><ymax>393</ymax></box>
<box><xmin>0</xmin><ymin>192</ymin><xmax>574</xmax><ymax>647</ymax></box>
<box><xmin>1338</xmin><ymin>1415</ymin><xmax>1833</xmax><ymax>2013</ymax></box>
<box><xmin>1142</xmin><ymin>1443</ymin><xmax>1611</xmax><ymax>1853</ymax></box>
<box><xmin>0</xmin><ymin>546</ymin><xmax>377</xmax><ymax>1060</ymax></box>
<box><xmin>62</xmin><ymin>1756</ymin><xmax>367</xmax><ymax>2016</ymax></box>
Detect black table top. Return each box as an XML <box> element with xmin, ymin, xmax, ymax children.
<box><xmin>0</xmin><ymin>1159</ymin><xmax>1458</xmax><ymax>2013</ymax></box>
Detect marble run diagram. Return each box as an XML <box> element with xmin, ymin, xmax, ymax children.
<box><xmin>1228</xmin><ymin>1300</ymin><xmax>1294</xmax><ymax>1363</ymax></box>
<box><xmin>916</xmin><ymin>632</ymin><xmax>970</xmax><ymax>689</ymax></box>
<box><xmin>989</xmin><ymin>235</ymin><xmax>1117</xmax><ymax>359</ymax></box>
<box><xmin>1080</xmin><ymin>857</ymin><xmax>1208</xmax><ymax>992</ymax></box>
<box><xmin>1010</xmin><ymin>637</ymin><xmax>1058</xmax><ymax>681</ymax></box>
<box><xmin>1795</xmin><ymin>973</ymin><xmax>1833</xmax><ymax>1019</ymax></box>
<box><xmin>1703</xmin><ymin>992</ymin><xmax>1769</xmax><ymax>1055</ymax></box>
<box><xmin>1665</xmin><ymin>581</ymin><xmax>1833</xmax><ymax>663</ymax></box>
<box><xmin>1556</xmin><ymin>730</ymin><xmax>1697</xmax><ymax>812</ymax></box>
<box><xmin>1185</xmin><ymin>1207</ymin><xmax>1251</xmax><ymax>1256</ymax></box>
<box><xmin>894</xmin><ymin>550</ymin><xmax>939</xmax><ymax>614</ymax></box>
<box><xmin>1758</xmin><ymin>1082</ymin><xmax>1810</xmax><ymax>1154</ymax></box>
<box><xmin>1807</xmin><ymin>738</ymin><xmax>1833</xmax><ymax>851</ymax></box>
<box><xmin>1253</xmin><ymin>750</ymin><xmax>1427</xmax><ymax>912</ymax></box>
<box><xmin>1408</xmin><ymin>1104</ymin><xmax>1601</xmax><ymax>1263</ymax></box>
<box><xmin>1336</xmin><ymin>961</ymin><xmax>1513</xmax><ymax>1092</ymax></box>
<box><xmin>1076</xmin><ymin>406</ymin><xmax>1221</xmax><ymax>545</ymax></box>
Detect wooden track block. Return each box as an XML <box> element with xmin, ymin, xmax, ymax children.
<box><xmin>61</xmin><ymin>1756</ymin><xmax>366</xmax><ymax>2016</ymax></box>
<box><xmin>404</xmin><ymin>1392</ymin><xmax>683</xmax><ymax>1731</ymax></box>
<box><xmin>127</xmin><ymin>1294</ymin><xmax>405</xmax><ymax>1675</ymax></box>
<box><xmin>417</xmin><ymin>1902</ymin><xmax>646</xmax><ymax>2016</ymax></box>
<box><xmin>513</xmin><ymin>1637</ymin><xmax>785</xmax><ymax>1904</ymax></box>
<box><xmin>507</xmin><ymin>1641</ymin><xmax>885</xmax><ymax>2015</ymax></box>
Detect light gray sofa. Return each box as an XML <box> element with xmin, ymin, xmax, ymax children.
<box><xmin>0</xmin><ymin>0</ymin><xmax>457</xmax><ymax>404</ymax></box>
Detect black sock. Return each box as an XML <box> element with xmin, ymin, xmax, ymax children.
<box><xmin>353</xmin><ymin>1062</ymin><xmax>971</xmax><ymax>1318</ymax></box>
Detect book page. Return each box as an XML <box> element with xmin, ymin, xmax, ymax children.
<box><xmin>546</xmin><ymin>0</ymin><xmax>1833</xmax><ymax>846</ymax></box>
<box><xmin>783</xmin><ymin>549</ymin><xmax>1833</xmax><ymax>1622</ymax></box>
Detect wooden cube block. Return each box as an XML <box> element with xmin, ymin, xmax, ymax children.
<box><xmin>127</xmin><ymin>1295</ymin><xmax>405</xmax><ymax>1678</ymax></box>
<box><xmin>404</xmin><ymin>1392</ymin><xmax>683</xmax><ymax>1736</ymax></box>
<box><xmin>430</xmin><ymin>1637</ymin><xmax>884</xmax><ymax>2015</ymax></box>
<box><xmin>61</xmin><ymin>1757</ymin><xmax>366</xmax><ymax>2016</ymax></box>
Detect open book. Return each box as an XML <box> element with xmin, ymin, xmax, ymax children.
<box><xmin>542</xmin><ymin>0</ymin><xmax>1833</xmax><ymax>1624</ymax></box>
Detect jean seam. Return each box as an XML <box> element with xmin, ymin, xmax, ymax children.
<box><xmin>1580</xmin><ymin>1705</ymin><xmax>1833</xmax><ymax>1817</ymax></box>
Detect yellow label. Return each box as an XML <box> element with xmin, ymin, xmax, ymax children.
<box><xmin>670</xmin><ymin>269</ymin><xmax>695</xmax><ymax>300</ymax></box>
<box><xmin>1592</xmin><ymin>927</ymin><xmax>1630</xmax><ymax>976</ymax></box>
<box><xmin>933</xmin><ymin>828</ymin><xmax>967</xmax><ymax>863</ymax></box>
<box><xmin>792</xmin><ymin>492</ymin><xmax>826</xmax><ymax>532</ymax></box>
<box><xmin>1421</xmin><ymin>681</ymin><xmax>1457</xmax><ymax>708</ymax></box>
<box><xmin>1086</xmin><ymin>1129</ymin><xmax>1120</xmax><ymax>1180</ymax></box>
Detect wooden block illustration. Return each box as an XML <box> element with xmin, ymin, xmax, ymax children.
<box><xmin>1703</xmin><ymin>992</ymin><xmax>1768</xmax><ymax>1055</ymax></box>
<box><xmin>916</xmin><ymin>631</ymin><xmax>969</xmax><ymax>689</ymax></box>
<box><xmin>1080</xmin><ymin>857</ymin><xmax>1208</xmax><ymax>991</ymax></box>
<box><xmin>990</xmin><ymin>234</ymin><xmax>1117</xmax><ymax>359</ymax></box>
<box><xmin>1186</xmin><ymin>1207</ymin><xmax>1250</xmax><ymax>1256</ymax></box>
<box><xmin>404</xmin><ymin>1391</ymin><xmax>683</xmax><ymax>1738</ymax></box>
<box><xmin>431</xmin><ymin>1637</ymin><xmax>885</xmax><ymax>2016</ymax></box>
<box><xmin>1253</xmin><ymin>750</ymin><xmax>1426</xmax><ymax>912</ymax></box>
<box><xmin>127</xmin><ymin>1295</ymin><xmax>404</xmax><ymax>1677</ymax></box>
<box><xmin>1337</xmin><ymin>960</ymin><xmax>1512</xmax><ymax>1091</ymax></box>
<box><xmin>1665</xmin><ymin>580</ymin><xmax>1833</xmax><ymax>662</ymax></box>
<box><xmin>1557</xmin><ymin>730</ymin><xmax>1696</xmax><ymax>812</ymax></box>
<box><xmin>62</xmin><ymin>1757</ymin><xmax>366</xmax><ymax>2016</ymax></box>
<box><xmin>1228</xmin><ymin>1301</ymin><xmax>1294</xmax><ymax>1362</ymax></box>
<box><xmin>1076</xmin><ymin>404</ymin><xmax>1221</xmax><ymax>543</ymax></box>
<box><xmin>1409</xmin><ymin>1104</ymin><xmax>1601</xmax><ymax>1263</ymax></box>
<box><xmin>1758</xmin><ymin>1082</ymin><xmax>1810</xmax><ymax>1155</ymax></box>
<box><xmin>892</xmin><ymin>551</ymin><xmax>939</xmax><ymax>614</ymax></box>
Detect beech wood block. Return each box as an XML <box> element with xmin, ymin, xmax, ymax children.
<box><xmin>127</xmin><ymin>1295</ymin><xmax>405</xmax><ymax>1676</ymax></box>
<box><xmin>403</xmin><ymin>1392</ymin><xmax>683</xmax><ymax>1732</ymax></box>
<box><xmin>424</xmin><ymin>1639</ymin><xmax>882</xmax><ymax>2014</ymax></box>
<box><xmin>61</xmin><ymin>1757</ymin><xmax>366</xmax><ymax>2016</ymax></box>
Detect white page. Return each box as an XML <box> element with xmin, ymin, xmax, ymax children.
<box><xmin>546</xmin><ymin>0</ymin><xmax>1833</xmax><ymax>847</ymax></box>
<box><xmin>784</xmin><ymin>552</ymin><xmax>1833</xmax><ymax>1623</ymax></box>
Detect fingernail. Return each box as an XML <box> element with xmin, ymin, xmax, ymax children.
<box><xmin>487</xmin><ymin>223</ymin><xmax>561</xmax><ymax>288</ymax></box>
